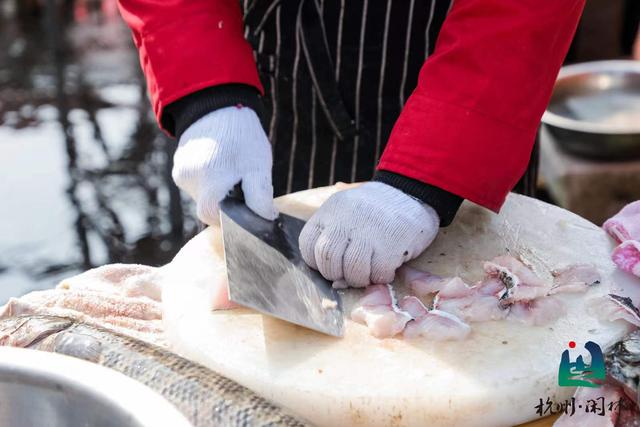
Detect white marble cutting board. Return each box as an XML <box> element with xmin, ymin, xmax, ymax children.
<box><xmin>160</xmin><ymin>184</ymin><xmax>637</xmax><ymax>427</ymax></box>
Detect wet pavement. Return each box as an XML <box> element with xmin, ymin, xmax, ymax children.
<box><xmin>0</xmin><ymin>0</ymin><xmax>198</xmax><ymax>302</ymax></box>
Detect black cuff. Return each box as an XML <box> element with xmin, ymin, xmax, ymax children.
<box><xmin>373</xmin><ymin>171</ymin><xmax>463</xmax><ymax>227</ymax></box>
<box><xmin>162</xmin><ymin>84</ymin><xmax>266</xmax><ymax>139</ymax></box>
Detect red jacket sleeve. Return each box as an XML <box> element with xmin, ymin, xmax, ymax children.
<box><xmin>117</xmin><ymin>0</ymin><xmax>263</xmax><ymax>128</ymax></box>
<box><xmin>377</xmin><ymin>0</ymin><xmax>585</xmax><ymax>212</ymax></box>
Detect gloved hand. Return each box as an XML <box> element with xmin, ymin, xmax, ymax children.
<box><xmin>171</xmin><ymin>105</ymin><xmax>277</xmax><ymax>225</ymax></box>
<box><xmin>299</xmin><ymin>182</ymin><xmax>440</xmax><ymax>287</ymax></box>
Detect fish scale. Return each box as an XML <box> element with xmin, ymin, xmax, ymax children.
<box><xmin>0</xmin><ymin>316</ymin><xmax>309</xmax><ymax>427</ymax></box>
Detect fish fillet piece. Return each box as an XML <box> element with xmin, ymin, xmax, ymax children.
<box><xmin>604</xmin><ymin>201</ymin><xmax>640</xmax><ymax>243</ymax></box>
<box><xmin>587</xmin><ymin>294</ymin><xmax>640</xmax><ymax>328</ymax></box>
<box><xmin>433</xmin><ymin>278</ymin><xmax>507</xmax><ymax>322</ymax></box>
<box><xmin>400</xmin><ymin>297</ymin><xmax>471</xmax><ymax>341</ymax></box>
<box><xmin>350</xmin><ymin>285</ymin><xmax>412</xmax><ymax>338</ymax></box>
<box><xmin>612</xmin><ymin>241</ymin><xmax>640</xmax><ymax>278</ymax></box>
<box><xmin>549</xmin><ymin>264</ymin><xmax>602</xmax><ymax>295</ymax></box>
<box><xmin>398</xmin><ymin>296</ymin><xmax>429</xmax><ymax>318</ymax></box>
<box><xmin>484</xmin><ymin>255</ymin><xmax>549</xmax><ymax>304</ymax></box>
<box><xmin>507</xmin><ymin>296</ymin><xmax>566</xmax><ymax>326</ymax></box>
<box><xmin>553</xmin><ymin>384</ymin><xmax>623</xmax><ymax>427</ymax></box>
<box><xmin>397</xmin><ymin>265</ymin><xmax>448</xmax><ymax>296</ymax></box>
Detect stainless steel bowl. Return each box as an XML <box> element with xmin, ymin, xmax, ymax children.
<box><xmin>542</xmin><ymin>60</ymin><xmax>640</xmax><ymax>160</ymax></box>
<box><xmin>0</xmin><ymin>347</ymin><xmax>192</xmax><ymax>427</ymax></box>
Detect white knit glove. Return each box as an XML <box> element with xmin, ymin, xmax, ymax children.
<box><xmin>171</xmin><ymin>106</ymin><xmax>277</xmax><ymax>225</ymax></box>
<box><xmin>299</xmin><ymin>182</ymin><xmax>440</xmax><ymax>287</ymax></box>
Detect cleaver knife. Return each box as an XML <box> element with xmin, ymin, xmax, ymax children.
<box><xmin>219</xmin><ymin>191</ymin><xmax>344</xmax><ymax>337</ymax></box>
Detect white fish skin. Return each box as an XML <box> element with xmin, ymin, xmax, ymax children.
<box><xmin>350</xmin><ymin>285</ymin><xmax>413</xmax><ymax>339</ymax></box>
<box><xmin>399</xmin><ymin>297</ymin><xmax>471</xmax><ymax>341</ymax></box>
<box><xmin>549</xmin><ymin>264</ymin><xmax>601</xmax><ymax>295</ymax></box>
<box><xmin>553</xmin><ymin>384</ymin><xmax>623</xmax><ymax>427</ymax></box>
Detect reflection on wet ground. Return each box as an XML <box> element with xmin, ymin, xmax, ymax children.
<box><xmin>0</xmin><ymin>0</ymin><xmax>198</xmax><ymax>302</ymax></box>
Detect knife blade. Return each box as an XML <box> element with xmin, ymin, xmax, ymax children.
<box><xmin>219</xmin><ymin>194</ymin><xmax>344</xmax><ymax>337</ymax></box>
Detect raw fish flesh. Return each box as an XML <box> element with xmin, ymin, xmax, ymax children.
<box><xmin>549</xmin><ymin>264</ymin><xmax>601</xmax><ymax>294</ymax></box>
<box><xmin>399</xmin><ymin>296</ymin><xmax>471</xmax><ymax>341</ymax></box>
<box><xmin>351</xmin><ymin>285</ymin><xmax>413</xmax><ymax>338</ymax></box>
<box><xmin>507</xmin><ymin>296</ymin><xmax>566</xmax><ymax>326</ymax></box>
<box><xmin>587</xmin><ymin>294</ymin><xmax>640</xmax><ymax>328</ymax></box>
<box><xmin>483</xmin><ymin>255</ymin><xmax>549</xmax><ymax>304</ymax></box>
<box><xmin>396</xmin><ymin>265</ymin><xmax>448</xmax><ymax>296</ymax></box>
<box><xmin>433</xmin><ymin>278</ymin><xmax>508</xmax><ymax>322</ymax></box>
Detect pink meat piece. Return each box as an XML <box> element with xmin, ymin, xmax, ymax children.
<box><xmin>507</xmin><ymin>296</ymin><xmax>566</xmax><ymax>326</ymax></box>
<box><xmin>549</xmin><ymin>264</ymin><xmax>602</xmax><ymax>295</ymax></box>
<box><xmin>553</xmin><ymin>384</ymin><xmax>623</xmax><ymax>427</ymax></box>
<box><xmin>603</xmin><ymin>201</ymin><xmax>640</xmax><ymax>243</ymax></box>
<box><xmin>434</xmin><ymin>278</ymin><xmax>508</xmax><ymax>322</ymax></box>
<box><xmin>484</xmin><ymin>255</ymin><xmax>550</xmax><ymax>303</ymax></box>
<box><xmin>586</xmin><ymin>295</ymin><xmax>640</xmax><ymax>327</ymax></box>
<box><xmin>396</xmin><ymin>265</ymin><xmax>448</xmax><ymax>296</ymax></box>
<box><xmin>475</xmin><ymin>278</ymin><xmax>506</xmax><ymax>296</ymax></box>
<box><xmin>437</xmin><ymin>277</ymin><xmax>476</xmax><ymax>298</ymax></box>
<box><xmin>403</xmin><ymin>309</ymin><xmax>471</xmax><ymax>341</ymax></box>
<box><xmin>351</xmin><ymin>285</ymin><xmax>413</xmax><ymax>338</ymax></box>
<box><xmin>612</xmin><ymin>241</ymin><xmax>640</xmax><ymax>278</ymax></box>
<box><xmin>399</xmin><ymin>296</ymin><xmax>470</xmax><ymax>341</ymax></box>
<box><xmin>398</xmin><ymin>296</ymin><xmax>429</xmax><ymax>318</ymax></box>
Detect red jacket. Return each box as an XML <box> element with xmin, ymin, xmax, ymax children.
<box><xmin>117</xmin><ymin>0</ymin><xmax>584</xmax><ymax>212</ymax></box>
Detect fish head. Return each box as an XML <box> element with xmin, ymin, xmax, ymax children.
<box><xmin>0</xmin><ymin>316</ymin><xmax>75</xmax><ymax>348</ymax></box>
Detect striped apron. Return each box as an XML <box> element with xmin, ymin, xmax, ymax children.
<box><xmin>243</xmin><ymin>0</ymin><xmax>539</xmax><ymax>198</ymax></box>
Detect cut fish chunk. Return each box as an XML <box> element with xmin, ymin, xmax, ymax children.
<box><xmin>549</xmin><ymin>264</ymin><xmax>601</xmax><ymax>295</ymax></box>
<box><xmin>508</xmin><ymin>296</ymin><xmax>566</xmax><ymax>326</ymax></box>
<box><xmin>612</xmin><ymin>240</ymin><xmax>640</xmax><ymax>278</ymax></box>
<box><xmin>433</xmin><ymin>278</ymin><xmax>508</xmax><ymax>322</ymax></box>
<box><xmin>586</xmin><ymin>294</ymin><xmax>640</xmax><ymax>328</ymax></box>
<box><xmin>351</xmin><ymin>285</ymin><xmax>413</xmax><ymax>338</ymax></box>
<box><xmin>603</xmin><ymin>201</ymin><xmax>640</xmax><ymax>243</ymax></box>
<box><xmin>398</xmin><ymin>296</ymin><xmax>429</xmax><ymax>318</ymax></box>
<box><xmin>397</xmin><ymin>265</ymin><xmax>448</xmax><ymax>296</ymax></box>
<box><xmin>399</xmin><ymin>297</ymin><xmax>471</xmax><ymax>341</ymax></box>
<box><xmin>484</xmin><ymin>255</ymin><xmax>549</xmax><ymax>304</ymax></box>
<box><xmin>435</xmin><ymin>294</ymin><xmax>507</xmax><ymax>322</ymax></box>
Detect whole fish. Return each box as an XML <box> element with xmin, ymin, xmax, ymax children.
<box><xmin>0</xmin><ymin>315</ymin><xmax>309</xmax><ymax>427</ymax></box>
